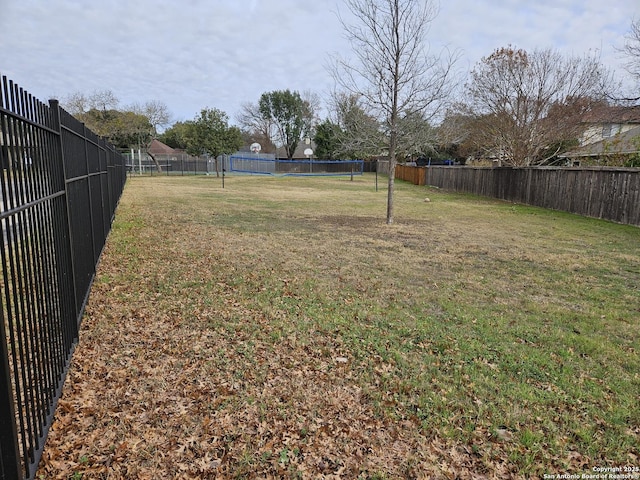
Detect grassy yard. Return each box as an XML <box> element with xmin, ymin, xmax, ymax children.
<box><xmin>39</xmin><ymin>174</ymin><xmax>639</xmax><ymax>479</ymax></box>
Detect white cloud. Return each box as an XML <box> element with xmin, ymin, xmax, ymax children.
<box><xmin>1</xmin><ymin>0</ymin><xmax>637</xmax><ymax>124</ymax></box>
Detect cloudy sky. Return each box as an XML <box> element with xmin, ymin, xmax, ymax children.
<box><xmin>1</xmin><ymin>0</ymin><xmax>638</xmax><ymax>127</ymax></box>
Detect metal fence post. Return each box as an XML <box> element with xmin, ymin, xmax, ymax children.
<box><xmin>0</xmin><ymin>310</ymin><xmax>22</xmax><ymax>480</ymax></box>
<box><xmin>0</xmin><ymin>77</ymin><xmax>25</xmax><ymax>480</ymax></box>
<box><xmin>50</xmin><ymin>99</ymin><xmax>80</xmax><ymax>341</ymax></box>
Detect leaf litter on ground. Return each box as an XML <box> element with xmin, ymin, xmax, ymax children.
<box><xmin>37</xmin><ymin>176</ymin><xmax>639</xmax><ymax>479</ymax></box>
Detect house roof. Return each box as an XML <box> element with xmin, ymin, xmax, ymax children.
<box><xmin>148</xmin><ymin>139</ymin><xmax>177</xmax><ymax>155</ymax></box>
<box><xmin>581</xmin><ymin>105</ymin><xmax>640</xmax><ymax>124</ymax></box>
<box><xmin>561</xmin><ymin>125</ymin><xmax>640</xmax><ymax>158</ymax></box>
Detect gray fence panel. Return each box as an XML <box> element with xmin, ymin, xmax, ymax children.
<box><xmin>418</xmin><ymin>166</ymin><xmax>640</xmax><ymax>227</ymax></box>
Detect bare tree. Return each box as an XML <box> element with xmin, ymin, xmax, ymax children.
<box><xmin>131</xmin><ymin>100</ymin><xmax>171</xmax><ymax>134</ymax></box>
<box><xmin>88</xmin><ymin>89</ymin><xmax>119</xmax><ymax>112</ymax></box>
<box><xmin>62</xmin><ymin>92</ymin><xmax>89</xmax><ymax>115</ymax></box>
<box><xmin>236</xmin><ymin>101</ymin><xmax>277</xmax><ymax>153</ymax></box>
<box><xmin>61</xmin><ymin>92</ymin><xmax>171</xmax><ymax>172</ymax></box>
<box><xmin>620</xmin><ymin>18</ymin><xmax>640</xmax><ymax>101</ymax></box>
<box><xmin>301</xmin><ymin>90</ymin><xmax>322</xmax><ymax>139</ymax></box>
<box><xmin>395</xmin><ymin>111</ymin><xmax>438</xmax><ymax>159</ymax></box>
<box><xmin>332</xmin><ymin>0</ymin><xmax>458</xmax><ymax>223</ymax></box>
<box><xmin>330</xmin><ymin>92</ymin><xmax>385</xmax><ymax>159</ymax></box>
<box><xmin>61</xmin><ymin>90</ymin><xmax>118</xmax><ymax>115</ymax></box>
<box><xmin>436</xmin><ymin>107</ymin><xmax>474</xmax><ymax>158</ymax></box>
<box><xmin>131</xmin><ymin>100</ymin><xmax>172</xmax><ymax>172</ymax></box>
<box><xmin>463</xmin><ymin>47</ymin><xmax>613</xmax><ymax>166</ymax></box>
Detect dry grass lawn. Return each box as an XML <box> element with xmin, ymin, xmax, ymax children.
<box><xmin>38</xmin><ymin>175</ymin><xmax>639</xmax><ymax>479</ymax></box>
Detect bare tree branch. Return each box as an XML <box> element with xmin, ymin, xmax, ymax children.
<box><xmin>615</xmin><ymin>18</ymin><xmax>640</xmax><ymax>102</ymax></box>
<box><xmin>622</xmin><ymin>18</ymin><xmax>640</xmax><ymax>80</ymax></box>
<box><xmin>331</xmin><ymin>0</ymin><xmax>459</xmax><ymax>223</ymax></box>
<box><xmin>463</xmin><ymin>47</ymin><xmax>614</xmax><ymax>166</ymax></box>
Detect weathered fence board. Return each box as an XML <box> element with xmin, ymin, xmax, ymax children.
<box><xmin>395</xmin><ymin>165</ymin><xmax>640</xmax><ymax>226</ymax></box>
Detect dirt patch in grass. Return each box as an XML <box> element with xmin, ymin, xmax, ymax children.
<box><xmin>38</xmin><ymin>175</ymin><xmax>639</xmax><ymax>479</ymax></box>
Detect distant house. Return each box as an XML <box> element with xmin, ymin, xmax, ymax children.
<box><xmin>560</xmin><ymin>105</ymin><xmax>640</xmax><ymax>166</ymax></box>
<box><xmin>148</xmin><ymin>139</ymin><xmax>178</xmax><ymax>156</ymax></box>
<box><xmin>135</xmin><ymin>139</ymin><xmax>197</xmax><ymax>173</ymax></box>
<box><xmin>578</xmin><ymin>105</ymin><xmax>640</xmax><ymax>146</ymax></box>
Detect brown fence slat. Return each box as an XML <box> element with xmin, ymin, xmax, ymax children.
<box><xmin>397</xmin><ymin>165</ymin><xmax>640</xmax><ymax>227</ymax></box>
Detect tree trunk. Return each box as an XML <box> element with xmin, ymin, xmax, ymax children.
<box><xmin>147</xmin><ymin>151</ymin><xmax>163</xmax><ymax>173</ymax></box>
<box><xmin>387</xmin><ymin>125</ymin><xmax>398</xmax><ymax>224</ymax></box>
<box><xmin>386</xmin><ymin>0</ymin><xmax>402</xmax><ymax>225</ymax></box>
<box><xmin>335</xmin><ymin>0</ymin><xmax>455</xmax><ymax>224</ymax></box>
<box><xmin>386</xmin><ymin>156</ymin><xmax>396</xmax><ymax>224</ymax></box>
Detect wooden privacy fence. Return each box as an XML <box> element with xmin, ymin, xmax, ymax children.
<box><xmin>395</xmin><ymin>164</ymin><xmax>427</xmax><ymax>185</ymax></box>
<box><xmin>0</xmin><ymin>74</ymin><xmax>127</xmax><ymax>480</ymax></box>
<box><xmin>396</xmin><ymin>165</ymin><xmax>640</xmax><ymax>227</ymax></box>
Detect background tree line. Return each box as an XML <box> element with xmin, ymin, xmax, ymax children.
<box><xmin>61</xmin><ymin>0</ymin><xmax>640</xmax><ymax>223</ymax></box>
<box><xmin>63</xmin><ymin>11</ymin><xmax>639</xmax><ymax>171</ymax></box>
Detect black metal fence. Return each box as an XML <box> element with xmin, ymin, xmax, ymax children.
<box><xmin>0</xmin><ymin>75</ymin><xmax>127</xmax><ymax>480</ymax></box>
<box><xmin>126</xmin><ymin>152</ymin><xmax>214</xmax><ymax>175</ymax></box>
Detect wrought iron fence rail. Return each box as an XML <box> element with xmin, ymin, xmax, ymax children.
<box><xmin>0</xmin><ymin>74</ymin><xmax>127</xmax><ymax>480</ymax></box>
